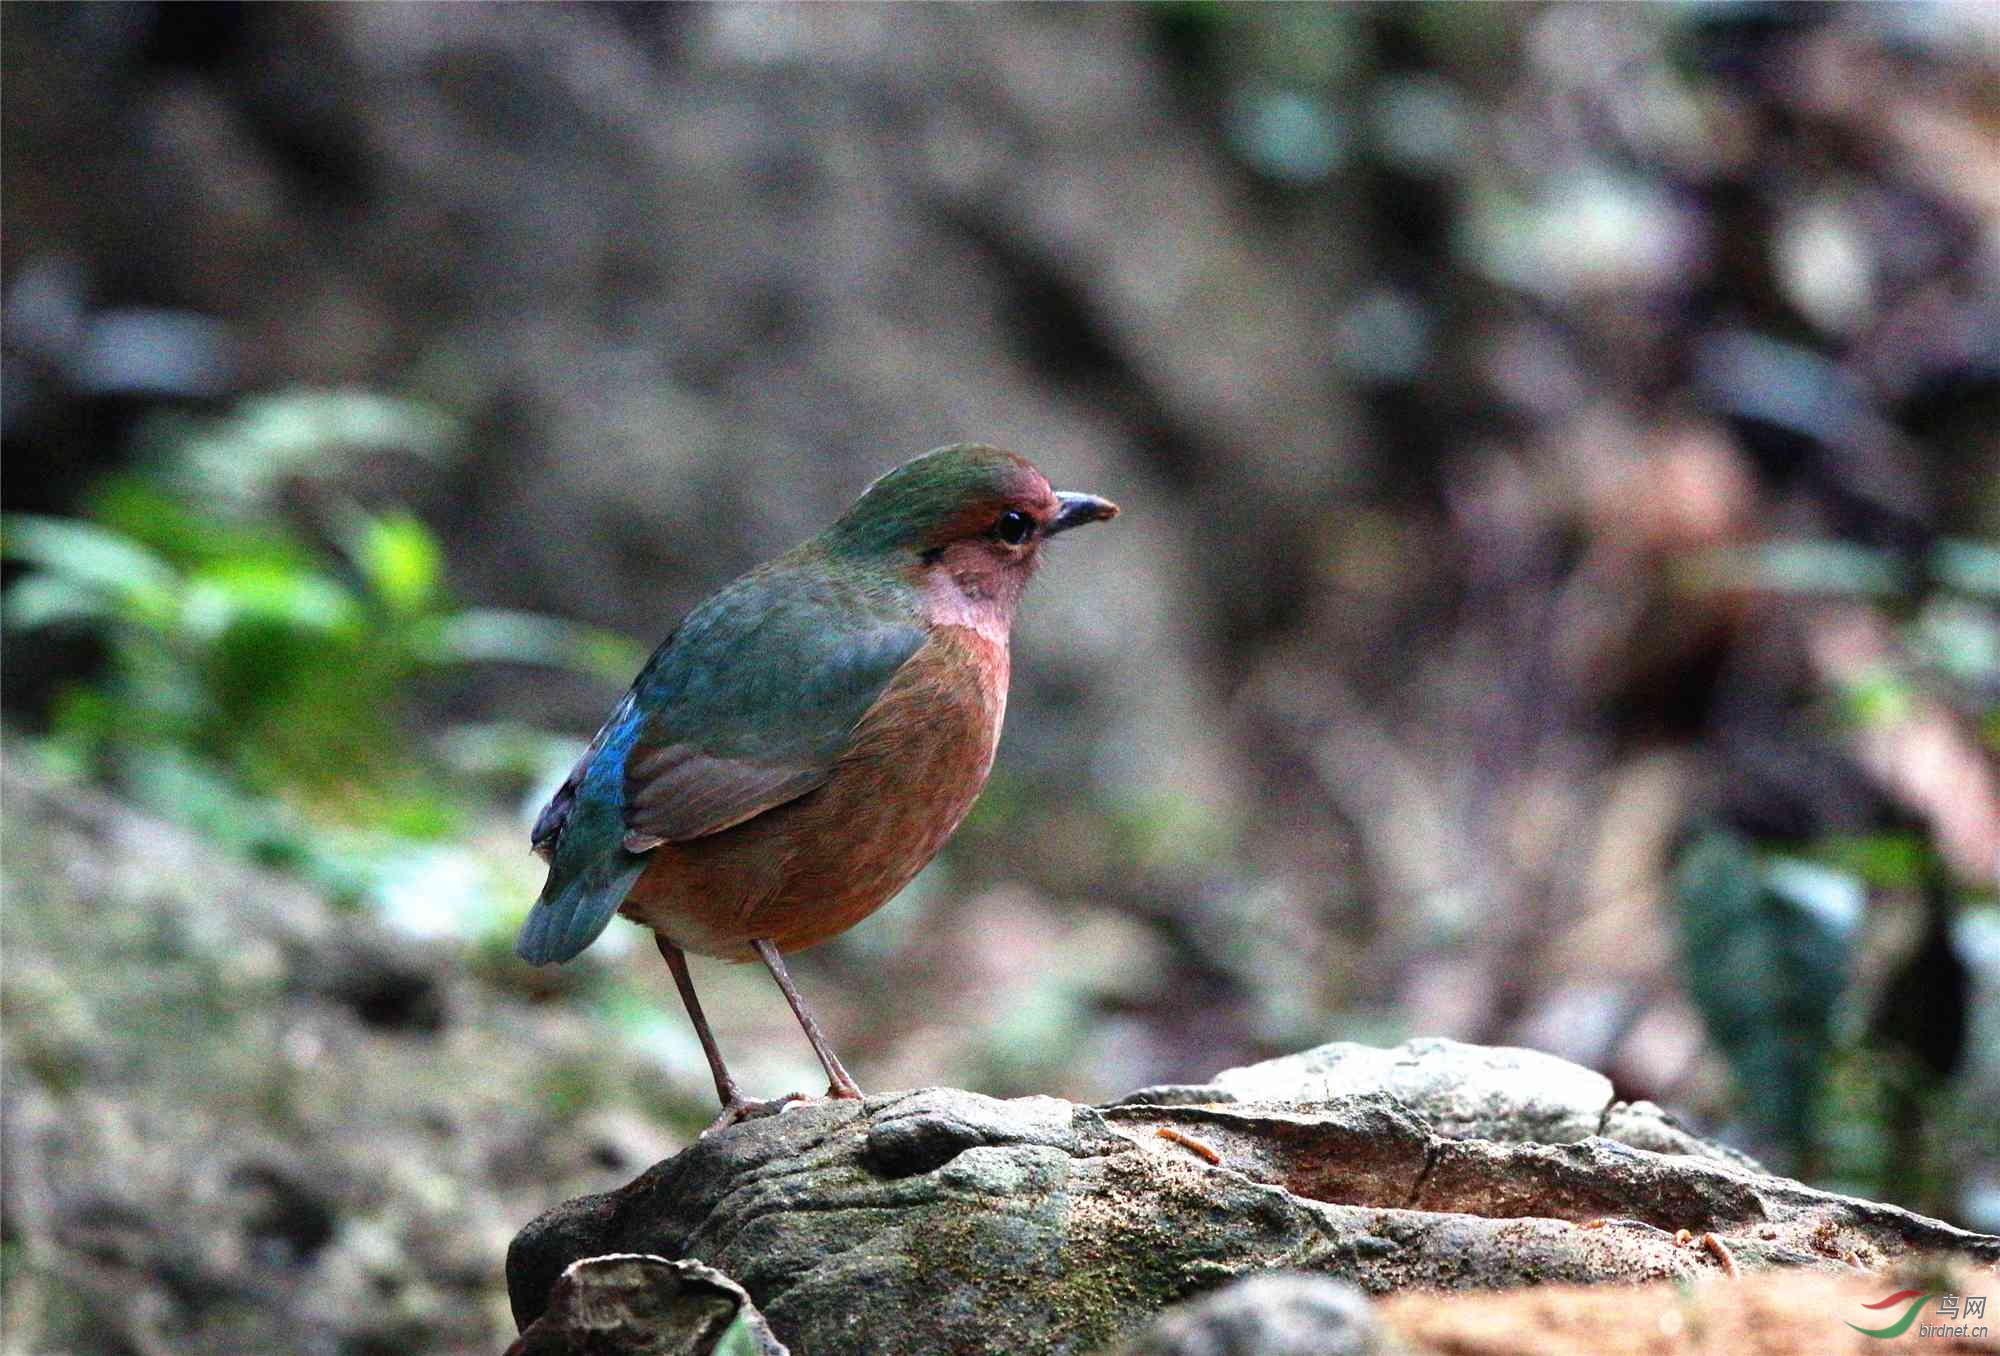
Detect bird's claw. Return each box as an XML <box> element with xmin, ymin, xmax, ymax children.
<box><xmin>699</xmin><ymin>1083</ymin><xmax>865</xmax><ymax>1137</ymax></box>
<box><xmin>701</xmin><ymin>1092</ymin><xmax>810</xmax><ymax>1136</ymax></box>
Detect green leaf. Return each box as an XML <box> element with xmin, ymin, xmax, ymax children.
<box><xmin>0</xmin><ymin>516</ymin><xmax>180</xmax><ymax>604</ymax></box>
<box><xmin>151</xmin><ymin>388</ymin><xmax>460</xmax><ymax>511</ymax></box>
<box><xmin>426</xmin><ymin>609</ymin><xmax>645</xmax><ymax>679</ymax></box>
<box><xmin>1673</xmin><ymin>826</ymin><xmax>1853</xmax><ymax>1156</ymax></box>
<box><xmin>84</xmin><ymin>475</ymin><xmax>311</xmax><ymax>572</ymax></box>
<box><xmin>349</xmin><ymin>512</ymin><xmax>443</xmax><ymax>616</ymax></box>
<box><xmin>230</xmin><ymin>389</ymin><xmax>457</xmax><ymax>460</ymax></box>
<box><xmin>2</xmin><ymin>574</ymin><xmax>117</xmax><ymax>632</ymax></box>
<box><xmin>180</xmin><ymin>561</ymin><xmax>359</xmax><ymax>639</ymax></box>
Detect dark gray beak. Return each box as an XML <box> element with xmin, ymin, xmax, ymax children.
<box><xmin>1048</xmin><ymin>491</ymin><xmax>1119</xmax><ymax>535</ymax></box>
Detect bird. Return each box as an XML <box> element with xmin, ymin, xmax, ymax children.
<box><xmin>516</xmin><ymin>443</ymin><xmax>1118</xmax><ymax>1132</ymax></box>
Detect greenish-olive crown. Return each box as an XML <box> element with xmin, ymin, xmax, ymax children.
<box><xmin>824</xmin><ymin>444</ymin><xmax>1050</xmax><ymax>557</ymax></box>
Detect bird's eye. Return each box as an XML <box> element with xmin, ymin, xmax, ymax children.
<box><xmin>994</xmin><ymin>509</ymin><xmax>1035</xmax><ymax>546</ymax></box>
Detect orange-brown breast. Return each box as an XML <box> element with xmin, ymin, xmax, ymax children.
<box><xmin>619</xmin><ymin>624</ymin><xmax>1009</xmax><ymax>959</ymax></box>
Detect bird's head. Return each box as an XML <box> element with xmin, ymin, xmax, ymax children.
<box><xmin>826</xmin><ymin>443</ymin><xmax>1118</xmax><ymax>632</ymax></box>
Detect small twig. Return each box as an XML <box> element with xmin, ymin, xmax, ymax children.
<box><xmin>1674</xmin><ymin>1227</ymin><xmax>1739</xmax><ymax>1278</ymax></box>
<box><xmin>1155</xmin><ymin>1126</ymin><xmax>1223</xmax><ymax>1165</ymax></box>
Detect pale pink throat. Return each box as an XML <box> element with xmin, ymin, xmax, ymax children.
<box><xmin>918</xmin><ymin>541</ymin><xmax>1035</xmax><ymax>645</ymax></box>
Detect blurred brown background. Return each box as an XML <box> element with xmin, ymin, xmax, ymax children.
<box><xmin>4</xmin><ymin>4</ymin><xmax>1997</xmax><ymax>1353</ymax></box>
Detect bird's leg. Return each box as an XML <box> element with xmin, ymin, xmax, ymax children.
<box><xmin>657</xmin><ymin>936</ymin><xmax>804</xmax><ymax>1134</ymax></box>
<box><xmin>656</xmin><ymin>937</ymin><xmax>741</xmax><ymax>1106</ymax></box>
<box><xmin>752</xmin><ymin>938</ymin><xmax>864</xmax><ymax>1101</ymax></box>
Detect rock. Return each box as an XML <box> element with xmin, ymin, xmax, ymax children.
<box><xmin>1124</xmin><ymin>1038</ymin><xmax>1758</xmax><ymax>1167</ymax></box>
<box><xmin>508</xmin><ymin>1042</ymin><xmax>2000</xmax><ymax>1356</ymax></box>
<box><xmin>1598</xmin><ymin>1099</ymin><xmax>1765</xmax><ymax>1170</ymax></box>
<box><xmin>1112</xmin><ymin>1273</ymin><xmax>1381</xmax><ymax>1356</ymax></box>
<box><xmin>504</xmin><ymin>1255</ymin><xmax>785</xmax><ymax>1356</ymax></box>
<box><xmin>0</xmin><ymin>760</ymin><xmax>700</xmax><ymax>1356</ymax></box>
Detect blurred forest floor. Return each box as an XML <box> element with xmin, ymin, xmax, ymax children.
<box><xmin>3</xmin><ymin>4</ymin><xmax>1999</xmax><ymax>1352</ymax></box>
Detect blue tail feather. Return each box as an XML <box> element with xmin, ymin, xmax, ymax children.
<box><xmin>514</xmin><ymin>851</ymin><xmax>651</xmax><ymax>964</ymax></box>
<box><xmin>518</xmin><ymin>711</ymin><xmax>648</xmax><ymax>965</ymax></box>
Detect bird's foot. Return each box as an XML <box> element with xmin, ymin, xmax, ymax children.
<box><xmin>699</xmin><ymin>1083</ymin><xmax>865</xmax><ymax>1137</ymax></box>
<box><xmin>700</xmin><ymin>1092</ymin><xmax>811</xmax><ymax>1136</ymax></box>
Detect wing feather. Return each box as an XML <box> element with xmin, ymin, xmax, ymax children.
<box><xmin>517</xmin><ymin>562</ymin><xmax>925</xmax><ymax>964</ymax></box>
<box><xmin>620</xmin><ymin>745</ymin><xmax>831</xmax><ymax>847</ymax></box>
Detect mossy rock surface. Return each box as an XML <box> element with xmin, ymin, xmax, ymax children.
<box><xmin>509</xmin><ymin>1042</ymin><xmax>2000</xmax><ymax>1356</ymax></box>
